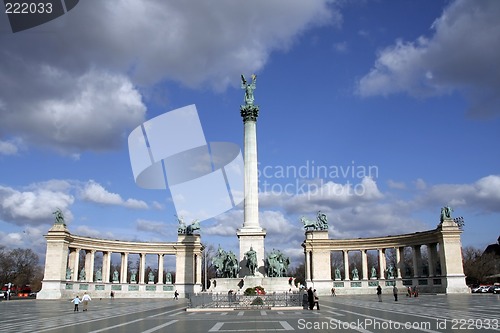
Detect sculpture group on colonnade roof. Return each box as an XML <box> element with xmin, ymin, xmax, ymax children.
<box><xmin>176</xmin><ymin>216</ymin><xmax>201</xmax><ymax>235</ymax></box>
<box><xmin>301</xmin><ymin>211</ymin><xmax>328</xmax><ymax>231</ymax></box>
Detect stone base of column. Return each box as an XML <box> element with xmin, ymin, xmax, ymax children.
<box><xmin>444</xmin><ymin>274</ymin><xmax>469</xmax><ymax>293</ymax></box>
<box><xmin>37</xmin><ymin>280</ymin><xmax>64</xmax><ymax>299</ymax></box>
<box><xmin>237</xmin><ymin>228</ymin><xmax>266</xmax><ymax>278</ymax></box>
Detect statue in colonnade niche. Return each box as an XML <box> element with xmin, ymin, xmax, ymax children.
<box><xmin>112</xmin><ymin>270</ymin><xmax>119</xmax><ymax>282</ymax></box>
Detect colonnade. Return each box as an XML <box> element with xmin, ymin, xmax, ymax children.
<box><xmin>303</xmin><ymin>218</ymin><xmax>469</xmax><ymax>294</ymax></box>
<box><xmin>37</xmin><ymin>222</ymin><xmax>203</xmax><ymax>299</ymax></box>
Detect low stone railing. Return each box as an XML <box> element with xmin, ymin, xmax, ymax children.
<box><xmin>188</xmin><ymin>292</ymin><xmax>301</xmax><ymax>309</ymax></box>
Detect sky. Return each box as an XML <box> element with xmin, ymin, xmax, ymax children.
<box><xmin>0</xmin><ymin>0</ymin><xmax>499</xmax><ymax>270</ymax></box>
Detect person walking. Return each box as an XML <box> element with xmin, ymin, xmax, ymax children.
<box><xmin>174</xmin><ymin>290</ymin><xmax>179</xmax><ymax>300</ymax></box>
<box><xmin>313</xmin><ymin>289</ymin><xmax>320</xmax><ymax>310</ymax></box>
<box><xmin>307</xmin><ymin>287</ymin><xmax>314</xmax><ymax>310</ymax></box>
<box><xmin>393</xmin><ymin>285</ymin><xmax>398</xmax><ymax>301</ymax></box>
<box><xmin>376</xmin><ymin>285</ymin><xmax>382</xmax><ymax>302</ymax></box>
<box><xmin>82</xmin><ymin>292</ymin><xmax>92</xmax><ymax>311</ymax></box>
<box><xmin>331</xmin><ymin>287</ymin><xmax>336</xmax><ymax>297</ymax></box>
<box><xmin>71</xmin><ymin>295</ymin><xmax>81</xmax><ymax>312</ymax></box>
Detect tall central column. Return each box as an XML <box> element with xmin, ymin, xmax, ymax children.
<box><xmin>237</xmin><ymin>74</ymin><xmax>266</xmax><ymax>277</ymax></box>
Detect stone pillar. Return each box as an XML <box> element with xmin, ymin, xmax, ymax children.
<box><xmin>343</xmin><ymin>250</ymin><xmax>350</xmax><ymax>281</ymax></box>
<box><xmin>103</xmin><ymin>251</ymin><xmax>111</xmax><ymax>283</ymax></box>
<box><xmin>84</xmin><ymin>250</ymin><xmax>95</xmax><ymax>282</ymax></box>
<box><xmin>37</xmin><ymin>223</ymin><xmax>71</xmax><ymax>299</ymax></box>
<box><xmin>176</xmin><ymin>233</ymin><xmax>203</xmax><ymax>295</ymax></box>
<box><xmin>139</xmin><ymin>253</ymin><xmax>146</xmax><ymax>284</ymax></box>
<box><xmin>158</xmin><ymin>254</ymin><xmax>164</xmax><ymax>284</ymax></box>
<box><xmin>361</xmin><ymin>250</ymin><xmax>368</xmax><ymax>280</ymax></box>
<box><xmin>196</xmin><ymin>253</ymin><xmax>202</xmax><ymax>285</ymax></box>
<box><xmin>73</xmin><ymin>249</ymin><xmax>81</xmax><ymax>281</ymax></box>
<box><xmin>412</xmin><ymin>245</ymin><xmax>422</xmax><ymax>278</ymax></box>
<box><xmin>438</xmin><ymin>219</ymin><xmax>468</xmax><ymax>293</ymax></box>
<box><xmin>120</xmin><ymin>252</ymin><xmax>128</xmax><ymax>283</ymax></box>
<box><xmin>67</xmin><ymin>248</ymin><xmax>77</xmax><ymax>281</ymax></box>
<box><xmin>305</xmin><ymin>251</ymin><xmax>311</xmax><ymax>281</ymax></box>
<box><xmin>237</xmin><ymin>103</ymin><xmax>266</xmax><ymax>277</ymax></box>
<box><xmin>396</xmin><ymin>247</ymin><xmax>404</xmax><ymax>278</ymax></box>
<box><xmin>429</xmin><ymin>243</ymin><xmax>439</xmax><ymax>276</ymax></box>
<box><xmin>378</xmin><ymin>249</ymin><xmax>385</xmax><ymax>280</ymax></box>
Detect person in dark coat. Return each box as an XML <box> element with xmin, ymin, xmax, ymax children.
<box><xmin>307</xmin><ymin>287</ymin><xmax>314</xmax><ymax>310</ymax></box>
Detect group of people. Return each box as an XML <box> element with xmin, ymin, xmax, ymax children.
<box><xmin>70</xmin><ymin>292</ymin><xmax>92</xmax><ymax>312</ymax></box>
<box><xmin>305</xmin><ymin>287</ymin><xmax>320</xmax><ymax>310</ymax></box>
<box><xmin>376</xmin><ymin>285</ymin><xmax>400</xmax><ymax>302</ymax></box>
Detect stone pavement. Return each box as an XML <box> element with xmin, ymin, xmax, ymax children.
<box><xmin>0</xmin><ymin>294</ymin><xmax>499</xmax><ymax>332</ymax></box>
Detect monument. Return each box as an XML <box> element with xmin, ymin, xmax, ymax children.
<box><xmin>237</xmin><ymin>74</ymin><xmax>267</xmax><ymax>277</ymax></box>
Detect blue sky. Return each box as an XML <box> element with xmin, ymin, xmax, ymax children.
<box><xmin>0</xmin><ymin>0</ymin><xmax>499</xmax><ymax>269</ymax></box>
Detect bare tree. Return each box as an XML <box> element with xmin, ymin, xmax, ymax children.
<box><xmin>463</xmin><ymin>246</ymin><xmax>497</xmax><ymax>285</ymax></box>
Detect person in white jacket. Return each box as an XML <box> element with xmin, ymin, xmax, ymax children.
<box><xmin>81</xmin><ymin>292</ymin><xmax>92</xmax><ymax>311</ymax></box>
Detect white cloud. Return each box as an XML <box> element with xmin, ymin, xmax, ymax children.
<box><xmin>0</xmin><ymin>0</ymin><xmax>339</xmax><ymax>153</ymax></box>
<box><xmin>357</xmin><ymin>0</ymin><xmax>500</xmax><ymax>117</ymax></box>
<box><xmin>80</xmin><ymin>180</ymin><xmax>148</xmax><ymax>209</ymax></box>
<box><xmin>136</xmin><ymin>219</ymin><xmax>168</xmax><ymax>236</ymax></box>
<box><xmin>387</xmin><ymin>180</ymin><xmax>406</xmax><ymax>190</ymax></box>
<box><xmin>0</xmin><ymin>139</ymin><xmax>19</xmax><ymax>155</ymax></box>
<box><xmin>0</xmin><ymin>184</ymin><xmax>74</xmax><ymax>225</ymax></box>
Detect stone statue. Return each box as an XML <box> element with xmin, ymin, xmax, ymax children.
<box><xmin>370</xmin><ymin>266</ymin><xmax>377</xmax><ymax>279</ymax></box>
<box><xmin>66</xmin><ymin>268</ymin><xmax>72</xmax><ymax>280</ymax></box>
<box><xmin>386</xmin><ymin>264</ymin><xmax>394</xmax><ymax>279</ymax></box>
<box><xmin>266</xmin><ymin>249</ymin><xmax>290</xmax><ymax>277</ymax></box>
<box><xmin>334</xmin><ymin>267</ymin><xmax>341</xmax><ymax>280</ymax></box>
<box><xmin>79</xmin><ymin>267</ymin><xmax>86</xmax><ymax>281</ymax></box>
<box><xmin>440</xmin><ymin>206</ymin><xmax>453</xmax><ymax>223</ymax></box>
<box><xmin>301</xmin><ymin>211</ymin><xmax>328</xmax><ymax>231</ymax></box>
<box><xmin>95</xmin><ymin>268</ymin><xmax>102</xmax><ymax>281</ymax></box>
<box><xmin>53</xmin><ymin>208</ymin><xmax>65</xmax><ymax>225</ymax></box>
<box><xmin>186</xmin><ymin>219</ymin><xmax>200</xmax><ymax>235</ymax></box>
<box><xmin>130</xmin><ymin>271</ymin><xmax>137</xmax><ymax>283</ymax></box>
<box><xmin>166</xmin><ymin>272</ymin><xmax>172</xmax><ymax>284</ymax></box>
<box><xmin>245</xmin><ymin>246</ymin><xmax>257</xmax><ymax>275</ymax></box>
<box><xmin>176</xmin><ymin>215</ymin><xmax>186</xmax><ymax>234</ymax></box>
<box><xmin>241</xmin><ymin>74</ymin><xmax>257</xmax><ymax>106</ymax></box>
<box><xmin>351</xmin><ymin>267</ymin><xmax>359</xmax><ymax>280</ymax></box>
<box><xmin>148</xmin><ymin>271</ymin><xmax>155</xmax><ymax>283</ymax></box>
<box><xmin>112</xmin><ymin>270</ymin><xmax>119</xmax><ymax>282</ymax></box>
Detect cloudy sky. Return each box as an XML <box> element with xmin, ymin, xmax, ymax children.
<box><xmin>1</xmin><ymin>0</ymin><xmax>499</xmax><ymax>269</ymax></box>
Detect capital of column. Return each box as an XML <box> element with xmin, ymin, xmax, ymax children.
<box><xmin>240</xmin><ymin>105</ymin><xmax>259</xmax><ymax>122</ymax></box>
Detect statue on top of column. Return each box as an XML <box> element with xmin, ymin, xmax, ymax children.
<box><xmin>440</xmin><ymin>206</ymin><xmax>453</xmax><ymax>223</ymax></box>
<box><xmin>53</xmin><ymin>208</ymin><xmax>66</xmax><ymax>226</ymax></box>
<box><xmin>241</xmin><ymin>74</ymin><xmax>257</xmax><ymax>106</ymax></box>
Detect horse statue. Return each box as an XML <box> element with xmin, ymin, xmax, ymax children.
<box><xmin>186</xmin><ymin>219</ymin><xmax>200</xmax><ymax>235</ymax></box>
<box><xmin>224</xmin><ymin>251</ymin><xmax>239</xmax><ymax>278</ymax></box>
<box><xmin>212</xmin><ymin>245</ymin><xmax>226</xmax><ymax>277</ymax></box>
<box><xmin>316</xmin><ymin>211</ymin><xmax>328</xmax><ymax>230</ymax></box>
<box><xmin>266</xmin><ymin>250</ymin><xmax>289</xmax><ymax>277</ymax></box>
<box><xmin>300</xmin><ymin>217</ymin><xmax>317</xmax><ymax>231</ymax></box>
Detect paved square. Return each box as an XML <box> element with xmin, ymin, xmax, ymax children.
<box><xmin>1</xmin><ymin>294</ymin><xmax>499</xmax><ymax>332</ymax></box>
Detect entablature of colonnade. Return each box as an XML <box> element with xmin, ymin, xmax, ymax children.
<box><xmin>303</xmin><ymin>227</ymin><xmax>447</xmax><ymax>251</ymax></box>
<box><xmin>68</xmin><ymin>234</ymin><xmax>186</xmax><ymax>254</ymax></box>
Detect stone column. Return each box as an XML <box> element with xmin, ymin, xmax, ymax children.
<box><xmin>396</xmin><ymin>247</ymin><xmax>404</xmax><ymax>278</ymax></box>
<box><xmin>120</xmin><ymin>252</ymin><xmax>128</xmax><ymax>283</ymax></box>
<box><xmin>157</xmin><ymin>254</ymin><xmax>164</xmax><ymax>284</ymax></box>
<box><xmin>305</xmin><ymin>251</ymin><xmax>311</xmax><ymax>281</ymax></box>
<box><xmin>438</xmin><ymin>219</ymin><xmax>468</xmax><ymax>293</ymax></box>
<box><xmin>237</xmin><ymin>104</ymin><xmax>266</xmax><ymax>277</ymax></box>
<box><xmin>361</xmin><ymin>250</ymin><xmax>368</xmax><ymax>280</ymax></box>
<box><xmin>103</xmin><ymin>251</ymin><xmax>111</xmax><ymax>283</ymax></box>
<box><xmin>73</xmin><ymin>249</ymin><xmax>80</xmax><ymax>281</ymax></box>
<box><xmin>428</xmin><ymin>243</ymin><xmax>439</xmax><ymax>276</ymax></box>
<box><xmin>84</xmin><ymin>250</ymin><xmax>95</xmax><ymax>282</ymax></box>
<box><xmin>176</xmin><ymin>233</ymin><xmax>203</xmax><ymax>295</ymax></box>
<box><xmin>412</xmin><ymin>245</ymin><xmax>422</xmax><ymax>278</ymax></box>
<box><xmin>378</xmin><ymin>249</ymin><xmax>385</xmax><ymax>280</ymax></box>
<box><xmin>139</xmin><ymin>253</ymin><xmax>146</xmax><ymax>284</ymax></box>
<box><xmin>343</xmin><ymin>250</ymin><xmax>350</xmax><ymax>281</ymax></box>
<box><xmin>67</xmin><ymin>248</ymin><xmax>77</xmax><ymax>280</ymax></box>
<box><xmin>196</xmin><ymin>253</ymin><xmax>202</xmax><ymax>285</ymax></box>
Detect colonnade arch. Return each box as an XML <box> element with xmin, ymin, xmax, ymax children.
<box><xmin>37</xmin><ymin>222</ymin><xmax>202</xmax><ymax>299</ymax></box>
<box><xmin>303</xmin><ymin>219</ymin><xmax>468</xmax><ymax>295</ymax></box>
